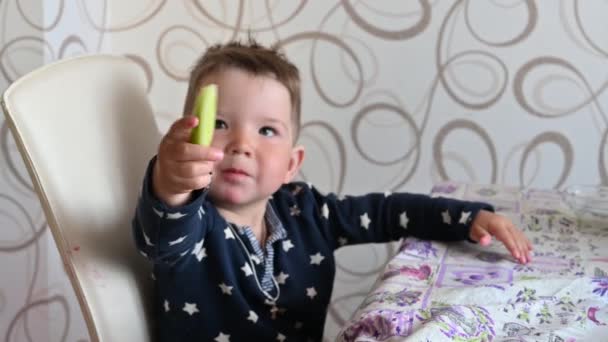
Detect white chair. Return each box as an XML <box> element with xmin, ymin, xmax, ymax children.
<box><xmin>1</xmin><ymin>55</ymin><xmax>160</xmax><ymax>341</ymax></box>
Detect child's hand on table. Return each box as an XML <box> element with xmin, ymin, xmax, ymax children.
<box><xmin>469</xmin><ymin>210</ymin><xmax>533</xmax><ymax>264</ymax></box>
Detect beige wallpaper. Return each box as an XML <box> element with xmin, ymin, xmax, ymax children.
<box><xmin>1</xmin><ymin>1</ymin><xmax>607</xmax><ymax>341</ymax></box>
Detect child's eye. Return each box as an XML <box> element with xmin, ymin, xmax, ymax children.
<box><xmin>259</xmin><ymin>126</ymin><xmax>277</xmax><ymax>137</ymax></box>
<box><xmin>215</xmin><ymin>119</ymin><xmax>227</xmax><ymax>130</ymax></box>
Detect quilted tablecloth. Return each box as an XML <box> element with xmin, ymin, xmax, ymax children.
<box><xmin>338</xmin><ymin>182</ymin><xmax>608</xmax><ymax>342</ymax></box>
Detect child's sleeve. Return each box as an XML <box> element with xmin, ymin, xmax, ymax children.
<box><xmin>131</xmin><ymin>156</ymin><xmax>214</xmax><ymax>265</ymax></box>
<box><xmin>302</xmin><ymin>183</ymin><xmax>493</xmax><ymax>248</ymax></box>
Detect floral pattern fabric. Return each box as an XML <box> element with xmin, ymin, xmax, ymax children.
<box><xmin>338</xmin><ymin>182</ymin><xmax>608</xmax><ymax>341</ymax></box>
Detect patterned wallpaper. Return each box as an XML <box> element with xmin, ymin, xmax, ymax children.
<box><xmin>1</xmin><ymin>1</ymin><xmax>607</xmax><ymax>341</ymax></box>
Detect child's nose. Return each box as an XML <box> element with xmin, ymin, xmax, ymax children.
<box><xmin>228</xmin><ymin>133</ymin><xmax>253</xmax><ymax>157</ymax></box>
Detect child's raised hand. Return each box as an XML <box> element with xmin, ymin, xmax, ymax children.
<box><xmin>152</xmin><ymin>116</ymin><xmax>224</xmax><ymax>207</ymax></box>
<box><xmin>468</xmin><ymin>210</ymin><xmax>532</xmax><ymax>264</ymax></box>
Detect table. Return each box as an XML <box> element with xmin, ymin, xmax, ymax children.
<box><xmin>337</xmin><ymin>182</ymin><xmax>608</xmax><ymax>341</ymax></box>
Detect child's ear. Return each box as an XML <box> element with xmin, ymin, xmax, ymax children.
<box><xmin>284</xmin><ymin>145</ymin><xmax>305</xmax><ymax>183</ymax></box>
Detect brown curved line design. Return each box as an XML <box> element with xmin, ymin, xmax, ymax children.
<box><xmin>341</xmin><ymin>0</ymin><xmax>431</xmax><ymax>40</ymax></box>
<box><xmin>80</xmin><ymin>0</ymin><xmax>167</xmax><ymax>32</ymax></box>
<box><xmin>513</xmin><ymin>56</ymin><xmax>608</xmax><ymax>118</ymax></box>
<box><xmin>442</xmin><ymin>51</ymin><xmax>508</xmax><ymax>109</ymax></box>
<box><xmin>600</xmin><ymin>128</ymin><xmax>608</xmax><ymax>185</ymax></box>
<box><xmin>447</xmin><ymin>59</ymin><xmax>502</xmax><ymax>98</ymax></box>
<box><xmin>312</xmin><ymin>36</ymin><xmax>363</xmax><ymax>107</ymax></box>
<box><xmin>300</xmin><ymin>121</ymin><xmax>346</xmax><ymax>194</ymax></box>
<box><xmin>357</xmin><ymin>91</ymin><xmax>423</xmax><ymax>190</ymax></box>
<box><xmin>5</xmin><ymin>295</ymin><xmax>70</xmax><ymax>342</ymax></box>
<box><xmin>574</xmin><ymin>0</ymin><xmax>608</xmax><ymax>59</ymax></box>
<box><xmin>351</xmin><ymin>103</ymin><xmax>421</xmax><ymax>166</ymax></box>
<box><xmin>327</xmin><ymin>291</ymin><xmax>373</xmax><ymax>326</ymax></box>
<box><xmin>351</xmin><ymin>102</ymin><xmax>423</xmax><ymax>191</ymax></box>
<box><xmin>124</xmin><ymin>54</ymin><xmax>154</xmax><ymax>93</ymax></box>
<box><xmin>360</xmin><ymin>0</ymin><xmax>439</xmax><ymax>18</ymax></box>
<box><xmin>0</xmin><ymin>195</ymin><xmax>45</xmax><ymax>251</ymax></box>
<box><xmin>316</xmin><ymin>2</ymin><xmax>372</xmax><ymax>93</ymax></box>
<box><xmin>519</xmin><ymin>131</ymin><xmax>573</xmax><ymax>189</ymax></box>
<box><xmin>1</xmin><ymin>122</ymin><xmax>35</xmax><ymax>192</ymax></box>
<box><xmin>277</xmin><ymin>32</ymin><xmax>364</xmax><ymax>108</ymax></box>
<box><xmin>16</xmin><ymin>0</ymin><xmax>64</xmax><ymax>32</ymax></box>
<box><xmin>502</xmin><ymin>142</ymin><xmax>540</xmax><ymax>186</ymax></box>
<box><xmin>338</xmin><ymin>33</ymin><xmax>379</xmax><ymax>85</ymax></box>
<box><xmin>436</xmin><ymin>0</ymin><xmax>509</xmax><ymax>110</ymax></box>
<box><xmin>433</xmin><ymin>119</ymin><xmax>498</xmax><ymax>183</ymax></box>
<box><xmin>156</xmin><ymin>25</ymin><xmax>208</xmax><ymax>82</ymax></box>
<box><xmin>191</xmin><ymin>0</ymin><xmax>307</xmax><ymax>33</ymax></box>
<box><xmin>0</xmin><ymin>291</ymin><xmax>5</xmax><ymax>312</ymax></box>
<box><xmin>58</xmin><ymin>35</ymin><xmax>88</xmax><ymax>59</ymax></box>
<box><xmin>264</xmin><ymin>0</ymin><xmax>283</xmax><ymax>43</ymax></box>
<box><xmin>0</xmin><ymin>36</ymin><xmax>55</xmax><ymax>83</ymax></box>
<box><xmin>464</xmin><ymin>0</ymin><xmax>537</xmax><ymax>47</ymax></box>
<box><xmin>298</xmin><ymin>133</ymin><xmax>339</xmax><ymax>193</ymax></box>
<box><xmin>335</xmin><ymin>242</ymin><xmax>396</xmax><ymax>277</ymax></box>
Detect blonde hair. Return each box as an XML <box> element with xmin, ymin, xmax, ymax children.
<box><xmin>183</xmin><ymin>38</ymin><xmax>301</xmax><ymax>140</ymax></box>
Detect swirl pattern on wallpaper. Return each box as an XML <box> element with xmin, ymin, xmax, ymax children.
<box><xmin>1</xmin><ymin>1</ymin><xmax>607</xmax><ymax>341</ymax></box>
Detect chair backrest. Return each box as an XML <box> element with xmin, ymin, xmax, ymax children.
<box><xmin>1</xmin><ymin>54</ymin><xmax>160</xmax><ymax>341</ymax></box>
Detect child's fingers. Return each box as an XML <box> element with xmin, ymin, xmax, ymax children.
<box><xmin>490</xmin><ymin>224</ymin><xmax>520</xmax><ymax>261</ymax></box>
<box><xmin>170</xmin><ymin>160</ymin><xmax>216</xmax><ymax>179</ymax></box>
<box><xmin>160</xmin><ymin>170</ymin><xmax>213</xmax><ymax>193</ymax></box>
<box><xmin>161</xmin><ymin>139</ymin><xmax>224</xmax><ymax>163</ymax></box>
<box><xmin>509</xmin><ymin>225</ymin><xmax>530</xmax><ymax>263</ymax></box>
<box><xmin>469</xmin><ymin>225</ymin><xmax>494</xmax><ymax>246</ymax></box>
<box><xmin>165</xmin><ymin>116</ymin><xmax>199</xmax><ymax>141</ymax></box>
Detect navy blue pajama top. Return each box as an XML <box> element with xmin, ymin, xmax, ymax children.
<box><xmin>132</xmin><ymin>159</ymin><xmax>493</xmax><ymax>341</ymax></box>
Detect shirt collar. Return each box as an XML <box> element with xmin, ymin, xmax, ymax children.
<box><xmin>231</xmin><ymin>202</ymin><xmax>287</xmax><ymax>242</ymax></box>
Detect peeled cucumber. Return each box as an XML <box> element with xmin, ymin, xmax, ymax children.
<box><xmin>190</xmin><ymin>84</ymin><xmax>218</xmax><ymax>146</ymax></box>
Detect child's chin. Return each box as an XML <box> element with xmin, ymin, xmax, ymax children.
<box><xmin>210</xmin><ymin>189</ymin><xmax>246</xmax><ymax>206</ymax></box>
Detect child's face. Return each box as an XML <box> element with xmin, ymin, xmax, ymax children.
<box><xmin>202</xmin><ymin>68</ymin><xmax>304</xmax><ymax>209</ymax></box>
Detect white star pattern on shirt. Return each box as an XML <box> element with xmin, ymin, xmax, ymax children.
<box><xmin>360</xmin><ymin>213</ymin><xmax>371</xmax><ymax>229</ymax></box>
<box><xmin>179</xmin><ymin>249</ymin><xmax>190</xmax><ymax>257</ymax></box>
<box><xmin>321</xmin><ymin>203</ymin><xmax>330</xmax><ymax>219</ymax></box>
<box><xmin>442</xmin><ymin>210</ymin><xmax>452</xmax><ymax>224</ymax></box>
<box><xmin>183</xmin><ymin>302</ymin><xmax>199</xmax><ymax>316</ymax></box>
<box><xmin>459</xmin><ymin>211</ymin><xmax>471</xmax><ymax>224</ymax></box>
<box><xmin>307</xmin><ymin>182</ymin><xmax>313</xmax><ymax>189</ymax></box>
<box><xmin>399</xmin><ymin>211</ymin><xmax>409</xmax><ymax>229</ymax></box>
<box><xmin>143</xmin><ymin>230</ymin><xmax>154</xmax><ymax>246</ymax></box>
<box><xmin>168</xmin><ymin>235</ymin><xmax>186</xmax><ymax>246</ymax></box>
<box><xmin>310</xmin><ymin>252</ymin><xmax>325</xmax><ymax>265</ymax></box>
<box><xmin>167</xmin><ymin>211</ymin><xmax>186</xmax><ymax>220</ymax></box>
<box><xmin>290</xmin><ymin>205</ymin><xmax>301</xmax><ymax>216</ymax></box>
<box><xmin>275</xmin><ymin>272</ymin><xmax>289</xmax><ymax>285</ymax></box>
<box><xmin>139</xmin><ymin>250</ymin><xmax>147</xmax><ymax>258</ymax></box>
<box><xmin>282</xmin><ymin>240</ymin><xmax>294</xmax><ymax>252</ymax></box>
<box><xmin>197</xmin><ymin>206</ymin><xmax>205</xmax><ymax>220</ymax></box>
<box><xmin>152</xmin><ymin>207</ymin><xmax>164</xmax><ymax>218</ymax></box>
<box><xmin>292</xmin><ymin>184</ymin><xmax>303</xmax><ymax>195</ymax></box>
<box><xmin>247</xmin><ymin>310</ymin><xmax>258</xmax><ymax>323</ymax></box>
<box><xmin>306</xmin><ymin>287</ymin><xmax>317</xmax><ymax>299</ymax></box>
<box><xmin>241</xmin><ymin>263</ymin><xmax>253</xmax><ymax>277</ymax></box>
<box><xmin>224</xmin><ymin>227</ymin><xmax>235</xmax><ymax>240</ymax></box>
<box><xmin>215</xmin><ymin>332</ymin><xmax>230</xmax><ymax>342</ymax></box>
<box><xmin>251</xmin><ymin>255</ymin><xmax>262</xmax><ymax>265</ymax></box>
<box><xmin>219</xmin><ymin>283</ymin><xmax>233</xmax><ymax>295</ymax></box>
<box><xmin>277</xmin><ymin>333</ymin><xmax>286</xmax><ymax>342</ymax></box>
<box><xmin>164</xmin><ymin>300</ymin><xmax>170</xmax><ymax>312</ymax></box>
<box><xmin>192</xmin><ymin>238</ymin><xmax>206</xmax><ymax>262</ymax></box>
